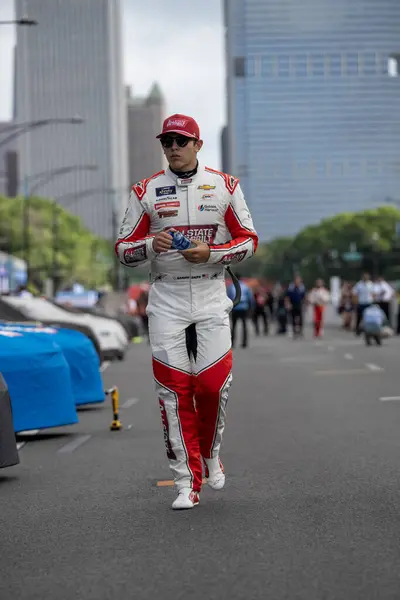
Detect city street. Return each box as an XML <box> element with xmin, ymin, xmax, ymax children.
<box><xmin>2</xmin><ymin>315</ymin><xmax>400</xmax><ymax>599</ymax></box>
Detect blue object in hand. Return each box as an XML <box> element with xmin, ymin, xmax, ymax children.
<box><xmin>169</xmin><ymin>230</ymin><xmax>195</xmax><ymax>250</ymax></box>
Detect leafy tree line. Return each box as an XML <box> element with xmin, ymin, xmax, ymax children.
<box><xmin>0</xmin><ymin>195</ymin><xmax>115</xmax><ymax>289</ymax></box>
<box><xmin>237</xmin><ymin>206</ymin><xmax>400</xmax><ymax>286</ymax></box>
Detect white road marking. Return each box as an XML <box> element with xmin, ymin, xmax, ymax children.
<box><xmin>121</xmin><ymin>398</ymin><xmax>140</xmax><ymax>408</ymax></box>
<box><xmin>100</xmin><ymin>361</ymin><xmax>111</xmax><ymax>373</ymax></box>
<box><xmin>380</xmin><ymin>396</ymin><xmax>400</xmax><ymax>402</ymax></box>
<box><xmin>16</xmin><ymin>442</ymin><xmax>26</xmax><ymax>450</ymax></box>
<box><xmin>344</xmin><ymin>354</ymin><xmax>353</xmax><ymax>360</ymax></box>
<box><xmin>315</xmin><ymin>368</ymin><xmax>369</xmax><ymax>376</ymax></box>
<box><xmin>58</xmin><ymin>435</ymin><xmax>91</xmax><ymax>454</ymax></box>
<box><xmin>366</xmin><ymin>363</ymin><xmax>384</xmax><ymax>372</ymax></box>
<box><xmin>127</xmin><ymin>424</ymin><xmax>133</xmax><ymax>430</ymax></box>
<box><xmin>327</xmin><ymin>346</ymin><xmax>335</xmax><ymax>352</ymax></box>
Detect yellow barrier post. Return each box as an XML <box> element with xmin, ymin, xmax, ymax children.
<box><xmin>107</xmin><ymin>386</ymin><xmax>122</xmax><ymax>431</ymax></box>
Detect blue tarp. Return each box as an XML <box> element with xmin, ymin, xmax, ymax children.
<box><xmin>0</xmin><ymin>329</ymin><xmax>78</xmax><ymax>432</ymax></box>
<box><xmin>0</xmin><ymin>325</ymin><xmax>105</xmax><ymax>406</ymax></box>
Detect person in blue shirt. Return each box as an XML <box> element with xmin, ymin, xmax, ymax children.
<box><xmin>361</xmin><ymin>303</ymin><xmax>388</xmax><ymax>346</ymax></box>
<box><xmin>285</xmin><ymin>275</ymin><xmax>306</xmax><ymax>338</ymax></box>
<box><xmin>227</xmin><ymin>274</ymin><xmax>255</xmax><ymax>348</ymax></box>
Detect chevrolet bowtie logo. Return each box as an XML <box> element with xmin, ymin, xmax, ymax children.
<box><xmin>197</xmin><ymin>185</ymin><xmax>216</xmax><ymax>190</ymax></box>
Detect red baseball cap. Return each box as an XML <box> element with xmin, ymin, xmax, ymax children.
<box><xmin>156</xmin><ymin>113</ymin><xmax>200</xmax><ymax>139</ymax></box>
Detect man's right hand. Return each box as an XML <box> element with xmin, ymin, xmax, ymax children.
<box><xmin>152</xmin><ymin>230</ymin><xmax>174</xmax><ymax>253</ymax></box>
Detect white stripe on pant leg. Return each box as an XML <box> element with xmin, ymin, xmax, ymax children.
<box><xmin>210</xmin><ymin>372</ymin><xmax>232</xmax><ymax>458</ymax></box>
<box><xmin>155</xmin><ymin>378</ymin><xmax>194</xmax><ymax>490</ymax></box>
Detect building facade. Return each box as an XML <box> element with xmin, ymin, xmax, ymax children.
<box><xmin>126</xmin><ymin>83</ymin><xmax>166</xmax><ymax>185</ymax></box>
<box><xmin>224</xmin><ymin>0</ymin><xmax>400</xmax><ymax>241</ymax></box>
<box><xmin>15</xmin><ymin>0</ymin><xmax>128</xmax><ymax>239</ymax></box>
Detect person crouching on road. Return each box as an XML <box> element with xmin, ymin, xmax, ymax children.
<box><xmin>308</xmin><ymin>279</ymin><xmax>330</xmax><ymax>338</ymax></box>
<box><xmin>361</xmin><ymin>303</ymin><xmax>388</xmax><ymax>346</ymax></box>
<box><xmin>115</xmin><ymin>113</ymin><xmax>258</xmax><ymax>510</ymax></box>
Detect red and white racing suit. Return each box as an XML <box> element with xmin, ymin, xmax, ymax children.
<box><xmin>115</xmin><ymin>164</ymin><xmax>258</xmax><ymax>492</ymax></box>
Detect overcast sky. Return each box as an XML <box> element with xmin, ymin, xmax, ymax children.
<box><xmin>0</xmin><ymin>0</ymin><xmax>225</xmax><ymax>167</ymax></box>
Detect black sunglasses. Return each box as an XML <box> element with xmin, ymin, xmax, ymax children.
<box><xmin>160</xmin><ymin>135</ymin><xmax>196</xmax><ymax>148</ymax></box>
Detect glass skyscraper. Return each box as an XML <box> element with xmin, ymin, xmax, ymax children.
<box><xmin>224</xmin><ymin>0</ymin><xmax>400</xmax><ymax>241</ymax></box>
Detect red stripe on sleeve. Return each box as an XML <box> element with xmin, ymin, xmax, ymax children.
<box><xmin>211</xmin><ymin>204</ymin><xmax>258</xmax><ymax>252</ymax></box>
<box><xmin>115</xmin><ymin>211</ymin><xmax>151</xmax><ymax>255</ymax></box>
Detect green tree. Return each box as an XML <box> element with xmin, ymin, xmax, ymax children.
<box><xmin>258</xmin><ymin>206</ymin><xmax>400</xmax><ymax>286</ymax></box>
<box><xmin>0</xmin><ymin>195</ymin><xmax>114</xmax><ymax>289</ymax></box>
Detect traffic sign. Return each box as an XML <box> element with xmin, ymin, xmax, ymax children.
<box><xmin>342</xmin><ymin>252</ymin><xmax>363</xmax><ymax>262</ymax></box>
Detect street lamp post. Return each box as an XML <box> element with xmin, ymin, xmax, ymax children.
<box><xmin>11</xmin><ymin>118</ymin><xmax>86</xmax><ymax>278</ymax></box>
<box><xmin>47</xmin><ymin>168</ymin><xmax>99</xmax><ymax>295</ymax></box>
<box><xmin>0</xmin><ymin>117</ymin><xmax>84</xmax><ymax>150</ymax></box>
<box><xmin>53</xmin><ymin>186</ymin><xmax>129</xmax><ymax>292</ymax></box>
<box><xmin>0</xmin><ymin>18</ymin><xmax>38</xmax><ymax>26</ymax></box>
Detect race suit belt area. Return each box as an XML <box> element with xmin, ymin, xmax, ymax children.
<box><xmin>149</xmin><ymin>270</ymin><xmax>225</xmax><ymax>283</ymax></box>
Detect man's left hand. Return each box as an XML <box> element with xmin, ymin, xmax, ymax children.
<box><xmin>180</xmin><ymin>240</ymin><xmax>210</xmax><ymax>264</ymax></box>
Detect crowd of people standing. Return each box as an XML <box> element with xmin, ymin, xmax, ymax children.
<box><xmin>227</xmin><ymin>274</ymin><xmax>331</xmax><ymax>347</ymax></box>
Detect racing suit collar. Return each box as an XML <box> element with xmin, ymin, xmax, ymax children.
<box><xmin>167</xmin><ymin>162</ymin><xmax>200</xmax><ymax>186</ymax></box>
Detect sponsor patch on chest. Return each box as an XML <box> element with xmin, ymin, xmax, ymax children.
<box><xmin>198</xmin><ymin>204</ymin><xmax>218</xmax><ymax>212</ymax></box>
<box><xmin>154</xmin><ymin>200</ymin><xmax>180</xmax><ymax>210</ymax></box>
<box><xmin>156</xmin><ymin>185</ymin><xmax>176</xmax><ymax>197</ymax></box>
<box><xmin>158</xmin><ymin>210</ymin><xmax>179</xmax><ymax>218</ymax></box>
<box><xmin>174</xmin><ymin>224</ymin><xmax>218</xmax><ymax>245</ymax></box>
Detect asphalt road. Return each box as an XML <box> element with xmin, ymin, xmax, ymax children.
<box><xmin>2</xmin><ymin>311</ymin><xmax>400</xmax><ymax>599</ymax></box>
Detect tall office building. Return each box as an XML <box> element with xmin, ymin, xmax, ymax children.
<box><xmin>126</xmin><ymin>83</ymin><xmax>166</xmax><ymax>185</ymax></box>
<box><xmin>224</xmin><ymin>0</ymin><xmax>400</xmax><ymax>241</ymax></box>
<box><xmin>15</xmin><ymin>0</ymin><xmax>128</xmax><ymax>239</ymax></box>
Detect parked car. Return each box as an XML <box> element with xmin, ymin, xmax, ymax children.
<box><xmin>0</xmin><ymin>297</ymin><xmax>102</xmax><ymax>359</ymax></box>
<box><xmin>1</xmin><ymin>297</ymin><xmax>129</xmax><ymax>361</ymax></box>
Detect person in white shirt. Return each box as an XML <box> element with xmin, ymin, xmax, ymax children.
<box><xmin>373</xmin><ymin>276</ymin><xmax>394</xmax><ymax>321</ymax></box>
<box><xmin>308</xmin><ymin>279</ymin><xmax>330</xmax><ymax>338</ymax></box>
<box><xmin>352</xmin><ymin>273</ymin><xmax>374</xmax><ymax>335</ymax></box>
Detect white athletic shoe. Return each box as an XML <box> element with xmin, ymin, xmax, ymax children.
<box><xmin>172</xmin><ymin>488</ymin><xmax>200</xmax><ymax>510</ymax></box>
<box><xmin>205</xmin><ymin>457</ymin><xmax>226</xmax><ymax>490</ymax></box>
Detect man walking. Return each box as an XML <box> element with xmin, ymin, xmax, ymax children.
<box><xmin>252</xmin><ymin>286</ymin><xmax>269</xmax><ymax>336</ymax></box>
<box><xmin>227</xmin><ymin>275</ymin><xmax>255</xmax><ymax>347</ymax></box>
<box><xmin>115</xmin><ymin>114</ymin><xmax>258</xmax><ymax>509</ymax></box>
<box><xmin>373</xmin><ymin>276</ymin><xmax>394</xmax><ymax>322</ymax></box>
<box><xmin>353</xmin><ymin>273</ymin><xmax>374</xmax><ymax>335</ymax></box>
<box><xmin>285</xmin><ymin>275</ymin><xmax>306</xmax><ymax>338</ymax></box>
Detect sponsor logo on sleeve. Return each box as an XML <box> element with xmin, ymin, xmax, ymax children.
<box><xmin>201</xmin><ymin>193</ymin><xmax>215</xmax><ymax>200</ymax></box>
<box><xmin>124</xmin><ymin>244</ymin><xmax>147</xmax><ymax>264</ymax></box>
<box><xmin>198</xmin><ymin>185</ymin><xmax>216</xmax><ymax>190</ymax></box>
<box><xmin>156</xmin><ymin>185</ymin><xmax>176</xmax><ymax>197</ymax></box>
<box><xmin>218</xmin><ymin>250</ymin><xmax>247</xmax><ymax>265</ymax></box>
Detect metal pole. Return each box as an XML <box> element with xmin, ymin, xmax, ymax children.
<box><xmin>111</xmin><ymin>192</ymin><xmax>119</xmax><ymax>291</ymax></box>
<box><xmin>52</xmin><ymin>200</ymin><xmax>58</xmax><ymax>296</ymax></box>
<box><xmin>20</xmin><ymin>16</ymin><xmax>32</xmax><ymax>283</ymax></box>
